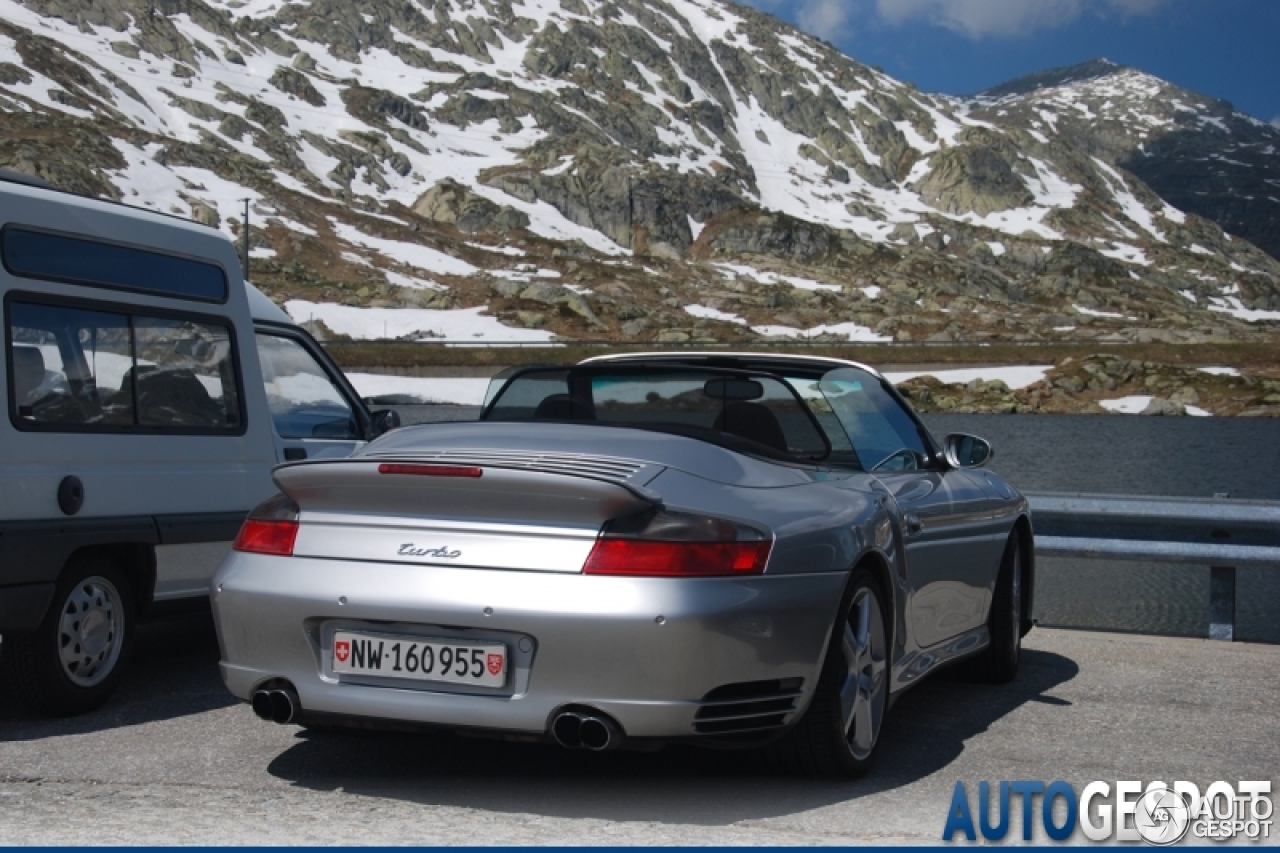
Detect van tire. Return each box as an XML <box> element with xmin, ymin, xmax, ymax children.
<box><xmin>2</xmin><ymin>553</ymin><xmax>135</xmax><ymax>716</ymax></box>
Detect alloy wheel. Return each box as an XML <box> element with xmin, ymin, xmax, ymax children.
<box><xmin>57</xmin><ymin>576</ymin><xmax>124</xmax><ymax>687</ymax></box>
<box><xmin>839</xmin><ymin>587</ymin><xmax>887</xmax><ymax>760</ymax></box>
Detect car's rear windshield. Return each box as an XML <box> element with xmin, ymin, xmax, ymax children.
<box><xmin>482</xmin><ymin>366</ymin><xmax>831</xmax><ymax>462</ymax></box>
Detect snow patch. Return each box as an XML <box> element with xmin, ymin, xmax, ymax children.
<box><xmin>346</xmin><ymin>374</ymin><xmax>489</xmax><ymax>406</ymax></box>
<box><xmin>1099</xmin><ymin>395</ymin><xmax>1153</xmax><ymax>414</ymax></box>
<box><xmin>752</xmin><ymin>322</ymin><xmax>890</xmax><ymax>342</ymax></box>
<box><xmin>1073</xmin><ymin>304</ymin><xmax>1133</xmax><ymax>320</ymax></box>
<box><xmin>884</xmin><ymin>365</ymin><xmax>1050</xmax><ymax>390</ymax></box>
<box><xmin>328</xmin><ymin>220</ymin><xmax>477</xmax><ymax>276</ymax></box>
<box><xmin>1206</xmin><ymin>297</ymin><xmax>1280</xmax><ymax>322</ymax></box>
<box><xmin>684</xmin><ymin>304</ymin><xmax>744</xmax><ymax>323</ymax></box>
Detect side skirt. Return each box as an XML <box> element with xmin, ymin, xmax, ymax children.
<box><xmin>888</xmin><ymin>625</ymin><xmax>990</xmax><ymax>703</ymax></box>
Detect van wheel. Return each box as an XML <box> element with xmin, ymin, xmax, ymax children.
<box><xmin>2</xmin><ymin>553</ymin><xmax>135</xmax><ymax>716</ymax></box>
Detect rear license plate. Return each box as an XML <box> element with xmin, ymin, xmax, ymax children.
<box><xmin>332</xmin><ymin>631</ymin><xmax>507</xmax><ymax>688</ymax></box>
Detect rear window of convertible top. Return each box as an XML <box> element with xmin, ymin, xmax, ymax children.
<box><xmin>481</xmin><ymin>365</ymin><xmax>832</xmax><ymax>462</ymax></box>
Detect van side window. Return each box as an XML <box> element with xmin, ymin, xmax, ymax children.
<box><xmin>2</xmin><ymin>227</ymin><xmax>228</xmax><ymax>302</ymax></box>
<box><xmin>255</xmin><ymin>332</ymin><xmax>358</xmax><ymax>440</ymax></box>
<box><xmin>7</xmin><ymin>300</ymin><xmax>242</xmax><ymax>433</ymax></box>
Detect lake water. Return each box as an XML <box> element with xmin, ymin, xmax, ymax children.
<box><xmin>389</xmin><ymin>406</ymin><xmax>1280</xmax><ymax>643</ymax></box>
<box><xmin>925</xmin><ymin>414</ymin><xmax>1280</xmax><ymax>644</ymax></box>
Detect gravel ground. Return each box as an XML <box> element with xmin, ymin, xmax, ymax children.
<box><xmin>1</xmin><ymin>616</ymin><xmax>1276</xmax><ymax>846</ymax></box>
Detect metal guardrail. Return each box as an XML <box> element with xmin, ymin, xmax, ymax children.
<box><xmin>1027</xmin><ymin>492</ymin><xmax>1280</xmax><ymax>641</ymax></box>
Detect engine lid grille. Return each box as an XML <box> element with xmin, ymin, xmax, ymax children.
<box><xmin>363</xmin><ymin>449</ymin><xmax>659</xmax><ymax>485</ymax></box>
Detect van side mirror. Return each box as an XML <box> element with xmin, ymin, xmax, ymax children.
<box><xmin>370</xmin><ymin>409</ymin><xmax>401</xmax><ymax>437</ymax></box>
<box><xmin>943</xmin><ymin>433</ymin><xmax>992</xmax><ymax>469</ymax></box>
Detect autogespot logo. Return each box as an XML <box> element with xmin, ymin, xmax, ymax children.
<box><xmin>942</xmin><ymin>780</ymin><xmax>1273</xmax><ymax>844</ymax></box>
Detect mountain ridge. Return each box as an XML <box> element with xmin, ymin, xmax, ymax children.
<box><xmin>1</xmin><ymin>0</ymin><xmax>1277</xmax><ymax>348</ymax></box>
<box><xmin>974</xmin><ymin>57</ymin><xmax>1127</xmax><ymax>101</ymax></box>
<box><xmin>965</xmin><ymin>58</ymin><xmax>1280</xmax><ymax>262</ymax></box>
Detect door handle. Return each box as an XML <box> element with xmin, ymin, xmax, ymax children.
<box><xmin>903</xmin><ymin>513</ymin><xmax>923</xmax><ymax>537</ymax></box>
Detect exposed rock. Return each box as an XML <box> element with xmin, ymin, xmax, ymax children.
<box><xmin>914</xmin><ymin>141</ymin><xmax>1033</xmax><ymax>216</ymax></box>
<box><xmin>1140</xmin><ymin>398</ymin><xmax>1185</xmax><ymax>416</ymax></box>
<box><xmin>895</xmin><ymin>355</ymin><xmax>1278</xmax><ymax>416</ymax></box>
<box><xmin>411</xmin><ymin>178</ymin><xmax>529</xmax><ymax>233</ymax></box>
<box><xmin>0</xmin><ymin>63</ymin><xmax>31</xmax><ymax>86</ymax></box>
<box><xmin>185</xmin><ymin>197</ymin><xmax>220</xmax><ymax>228</ymax></box>
<box><xmin>269</xmin><ymin>66</ymin><xmax>326</xmax><ymax>107</ymax></box>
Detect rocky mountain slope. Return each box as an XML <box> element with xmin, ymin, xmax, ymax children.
<box><xmin>1</xmin><ymin>0</ymin><xmax>1278</xmax><ymax>346</ymax></box>
<box><xmin>968</xmin><ymin>58</ymin><xmax>1280</xmax><ymax>264</ymax></box>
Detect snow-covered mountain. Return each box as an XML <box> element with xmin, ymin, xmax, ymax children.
<box><xmin>968</xmin><ymin>58</ymin><xmax>1280</xmax><ymax>265</ymax></box>
<box><xmin>1</xmin><ymin>0</ymin><xmax>1277</xmax><ymax>344</ymax></box>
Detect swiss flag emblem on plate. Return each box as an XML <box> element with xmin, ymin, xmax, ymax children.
<box><xmin>334</xmin><ymin>640</ymin><xmax>350</xmax><ymax>663</ymax></box>
<box><xmin>486</xmin><ymin>652</ymin><xmax>504</xmax><ymax>675</ymax></box>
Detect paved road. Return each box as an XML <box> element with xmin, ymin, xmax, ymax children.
<box><xmin>1</xmin><ymin>616</ymin><xmax>1276</xmax><ymax>845</ymax></box>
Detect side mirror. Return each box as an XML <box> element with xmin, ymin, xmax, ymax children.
<box><xmin>944</xmin><ymin>433</ymin><xmax>992</xmax><ymax>469</ymax></box>
<box><xmin>371</xmin><ymin>408</ymin><xmax>401</xmax><ymax>437</ymax></box>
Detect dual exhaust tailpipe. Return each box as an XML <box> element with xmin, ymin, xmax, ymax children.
<box><xmin>251</xmin><ymin>686</ymin><xmax>299</xmax><ymax>725</ymax></box>
<box><xmin>251</xmin><ymin>688</ymin><xmax>622</xmax><ymax>750</ymax></box>
<box><xmin>552</xmin><ymin>709</ymin><xmax>623</xmax><ymax>751</ymax></box>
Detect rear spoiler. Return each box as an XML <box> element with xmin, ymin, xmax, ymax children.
<box><xmin>273</xmin><ymin>459</ymin><xmax>661</xmax><ymax>528</ymax></box>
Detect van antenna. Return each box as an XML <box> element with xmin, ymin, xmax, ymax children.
<box><xmin>240</xmin><ymin>198</ymin><xmax>251</xmax><ymax>282</ymax></box>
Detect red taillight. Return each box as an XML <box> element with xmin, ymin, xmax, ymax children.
<box><xmin>378</xmin><ymin>463</ymin><xmax>483</xmax><ymax>478</ymax></box>
<box><xmin>583</xmin><ymin>539</ymin><xmax>771</xmax><ymax>577</ymax></box>
<box><xmin>233</xmin><ymin>519</ymin><xmax>299</xmax><ymax>556</ymax></box>
<box><xmin>234</xmin><ymin>492</ymin><xmax>300</xmax><ymax>556</ymax></box>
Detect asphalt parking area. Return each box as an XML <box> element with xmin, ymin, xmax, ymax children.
<box><xmin>1</xmin><ymin>614</ymin><xmax>1276</xmax><ymax>844</ymax></box>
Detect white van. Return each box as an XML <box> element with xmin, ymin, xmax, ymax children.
<box><xmin>0</xmin><ymin>170</ymin><xmax>398</xmax><ymax>715</ymax></box>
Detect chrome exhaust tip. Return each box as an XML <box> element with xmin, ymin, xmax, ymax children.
<box><xmin>578</xmin><ymin>716</ymin><xmax>620</xmax><ymax>751</ymax></box>
<box><xmin>251</xmin><ymin>690</ymin><xmax>274</xmax><ymax>721</ymax></box>
<box><xmin>268</xmin><ymin>688</ymin><xmax>298</xmax><ymax>725</ymax></box>
<box><xmin>552</xmin><ymin>711</ymin><xmax>584</xmax><ymax>749</ymax></box>
<box><xmin>551</xmin><ymin>708</ymin><xmax>624</xmax><ymax>751</ymax></box>
<box><xmin>252</xmin><ymin>685</ymin><xmax>300</xmax><ymax>725</ymax></box>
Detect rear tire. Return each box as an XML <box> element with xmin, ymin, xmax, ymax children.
<box><xmin>2</xmin><ymin>553</ymin><xmax>135</xmax><ymax>716</ymax></box>
<box><xmin>970</xmin><ymin>530</ymin><xmax>1023</xmax><ymax>684</ymax></box>
<box><xmin>764</xmin><ymin>568</ymin><xmax>889</xmax><ymax>777</ymax></box>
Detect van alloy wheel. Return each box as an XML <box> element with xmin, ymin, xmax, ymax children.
<box><xmin>57</xmin><ymin>577</ymin><xmax>124</xmax><ymax>687</ymax></box>
<box><xmin>2</xmin><ymin>554</ymin><xmax>135</xmax><ymax>717</ymax></box>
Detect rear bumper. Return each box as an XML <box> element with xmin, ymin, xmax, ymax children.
<box><xmin>212</xmin><ymin>553</ymin><xmax>846</xmax><ymax>738</ymax></box>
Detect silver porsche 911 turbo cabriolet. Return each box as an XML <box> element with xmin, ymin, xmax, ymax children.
<box><xmin>212</xmin><ymin>353</ymin><xmax>1032</xmax><ymax>776</ymax></box>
